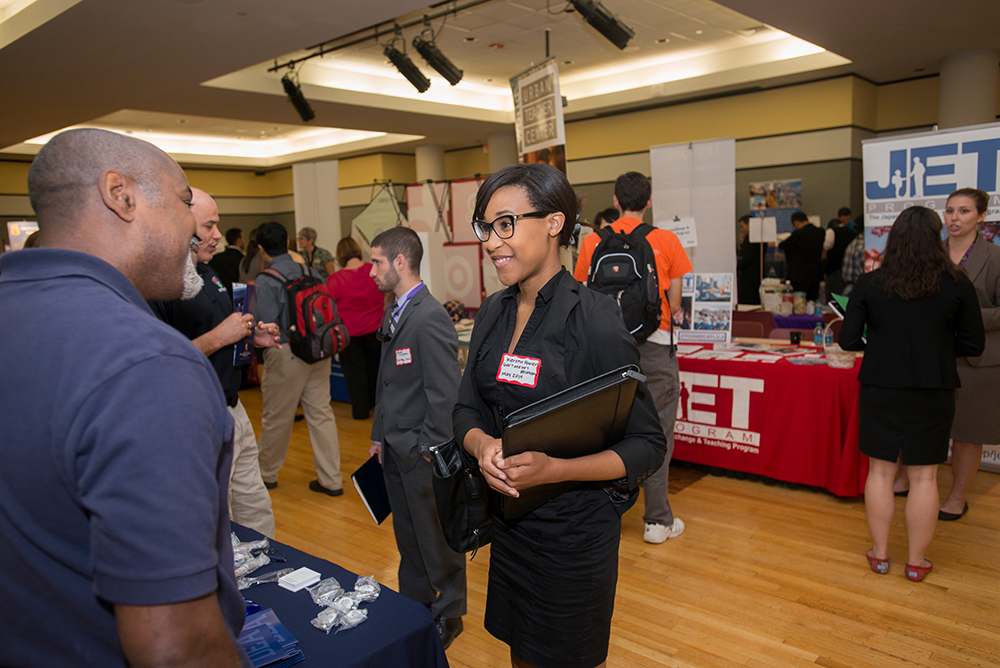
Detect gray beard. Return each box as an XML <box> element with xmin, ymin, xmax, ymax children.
<box><xmin>180</xmin><ymin>251</ymin><xmax>204</xmax><ymax>300</ymax></box>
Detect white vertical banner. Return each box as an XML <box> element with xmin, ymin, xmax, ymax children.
<box><xmin>650</xmin><ymin>138</ymin><xmax>736</xmax><ymax>274</ymax></box>
<box><xmin>292</xmin><ymin>160</ymin><xmax>340</xmax><ymax>245</ymax></box>
<box><xmin>511</xmin><ymin>58</ymin><xmax>565</xmax><ymax>156</ymax></box>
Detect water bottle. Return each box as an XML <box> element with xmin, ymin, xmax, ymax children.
<box><xmin>825</xmin><ymin>326</ymin><xmax>834</xmax><ymax>346</ymax></box>
<box><xmin>813</xmin><ymin>322</ymin><xmax>824</xmax><ymax>346</ymax></box>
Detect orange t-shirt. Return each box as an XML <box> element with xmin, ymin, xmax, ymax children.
<box><xmin>574</xmin><ymin>216</ymin><xmax>692</xmax><ymax>332</ymax></box>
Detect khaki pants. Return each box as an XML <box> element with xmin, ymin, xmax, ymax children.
<box><xmin>257</xmin><ymin>346</ymin><xmax>342</xmax><ymax>490</ymax></box>
<box><xmin>228</xmin><ymin>400</ymin><xmax>275</xmax><ymax>538</ymax></box>
<box><xmin>639</xmin><ymin>340</ymin><xmax>679</xmax><ymax>526</ymax></box>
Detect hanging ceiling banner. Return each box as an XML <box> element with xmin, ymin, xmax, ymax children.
<box><xmin>510</xmin><ymin>58</ymin><xmax>565</xmax><ymax>159</ymax></box>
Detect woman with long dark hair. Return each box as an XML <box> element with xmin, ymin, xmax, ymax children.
<box><xmin>453</xmin><ymin>164</ymin><xmax>665</xmax><ymax>667</ymax></box>
<box><xmin>841</xmin><ymin>206</ymin><xmax>983</xmax><ymax>582</ymax></box>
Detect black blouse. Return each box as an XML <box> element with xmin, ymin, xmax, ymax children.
<box><xmin>453</xmin><ymin>269</ymin><xmax>666</xmax><ymax>513</ymax></box>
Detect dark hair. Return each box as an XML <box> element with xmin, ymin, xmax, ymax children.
<box><xmin>21</xmin><ymin>230</ymin><xmax>41</xmax><ymax>248</ymax></box>
<box><xmin>614</xmin><ymin>172</ymin><xmax>651</xmax><ymax>212</ymax></box>
<box><xmin>225</xmin><ymin>227</ymin><xmax>243</xmax><ymax>245</ymax></box>
<box><xmin>474</xmin><ymin>163</ymin><xmax>581</xmax><ymax>247</ymax></box>
<box><xmin>256</xmin><ymin>221</ymin><xmax>288</xmax><ymax>257</ymax></box>
<box><xmin>371</xmin><ymin>226</ymin><xmax>423</xmax><ymax>273</ymax></box>
<box><xmin>877</xmin><ymin>206</ymin><xmax>964</xmax><ymax>300</ymax></box>
<box><xmin>827</xmin><ymin>218</ymin><xmax>841</xmax><ymax>229</ymax></box>
<box><xmin>336</xmin><ymin>236</ymin><xmax>363</xmax><ymax>267</ymax></box>
<box><xmin>593</xmin><ymin>207</ymin><xmax>619</xmax><ymax>228</ymax></box>
<box><xmin>790</xmin><ymin>211</ymin><xmax>809</xmax><ymax>224</ymax></box>
<box><xmin>947</xmin><ymin>188</ymin><xmax>989</xmax><ymax>214</ymax></box>
<box><xmin>738</xmin><ymin>214</ymin><xmax>751</xmax><ymax>225</ymax></box>
<box><xmin>838</xmin><ymin>207</ymin><xmax>851</xmax><ymax>217</ymax></box>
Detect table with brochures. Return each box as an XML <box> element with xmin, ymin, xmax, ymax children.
<box><xmin>232</xmin><ymin>523</ymin><xmax>449</xmax><ymax>668</ymax></box>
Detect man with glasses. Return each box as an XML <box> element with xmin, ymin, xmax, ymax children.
<box><xmin>574</xmin><ymin>171</ymin><xmax>692</xmax><ymax>545</ymax></box>
<box><xmin>368</xmin><ymin>226</ymin><xmax>467</xmax><ymax>650</ymax></box>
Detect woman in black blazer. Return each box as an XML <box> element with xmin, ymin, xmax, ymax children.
<box><xmin>841</xmin><ymin>206</ymin><xmax>984</xmax><ymax>582</ymax></box>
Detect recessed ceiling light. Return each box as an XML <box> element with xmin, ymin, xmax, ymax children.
<box><xmin>464</xmin><ymin>36</ymin><xmax>477</xmax><ymax>43</ymax></box>
<box><xmin>484</xmin><ymin>78</ymin><xmax>494</xmax><ymax>82</ymax></box>
<box><xmin>177</xmin><ymin>119</ymin><xmax>188</xmax><ymax>124</ymax></box>
<box><xmin>695</xmin><ymin>29</ymin><xmax>703</xmax><ymax>35</ymax></box>
<box><xmin>563</xmin><ymin>60</ymin><xmax>574</xmax><ymax>65</ymax></box>
<box><xmin>655</xmin><ymin>38</ymin><xmax>670</xmax><ymax>44</ymax></box>
<box><xmin>259</xmin><ymin>130</ymin><xmax>267</xmax><ymax>135</ymax></box>
<box><xmin>236</xmin><ymin>128</ymin><xmax>248</xmax><ymax>133</ymax></box>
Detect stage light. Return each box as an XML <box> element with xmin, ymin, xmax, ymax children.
<box><xmin>384</xmin><ymin>44</ymin><xmax>431</xmax><ymax>93</ymax></box>
<box><xmin>412</xmin><ymin>35</ymin><xmax>463</xmax><ymax>86</ymax></box>
<box><xmin>281</xmin><ymin>73</ymin><xmax>315</xmax><ymax>122</ymax></box>
<box><xmin>569</xmin><ymin>0</ymin><xmax>634</xmax><ymax>50</ymax></box>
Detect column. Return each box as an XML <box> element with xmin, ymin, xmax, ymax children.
<box><xmin>487</xmin><ymin>131</ymin><xmax>518</xmax><ymax>174</ymax></box>
<box><xmin>938</xmin><ymin>50</ymin><xmax>999</xmax><ymax>130</ymax></box>
<box><xmin>415</xmin><ymin>144</ymin><xmax>445</xmax><ymax>183</ymax></box>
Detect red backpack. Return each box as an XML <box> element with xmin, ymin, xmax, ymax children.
<box><xmin>261</xmin><ymin>264</ymin><xmax>349</xmax><ymax>364</ymax></box>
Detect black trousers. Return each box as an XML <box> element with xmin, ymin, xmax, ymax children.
<box><xmin>338</xmin><ymin>331</ymin><xmax>381</xmax><ymax>420</ymax></box>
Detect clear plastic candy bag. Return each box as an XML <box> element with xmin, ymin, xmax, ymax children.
<box><xmin>351</xmin><ymin>575</ymin><xmax>381</xmax><ymax>603</ymax></box>
<box><xmin>234</xmin><ymin>552</ymin><xmax>270</xmax><ymax>578</ymax></box>
<box><xmin>310</xmin><ymin>607</ymin><xmax>340</xmax><ymax>634</ymax></box>
<box><xmin>335</xmin><ymin>608</ymin><xmax>368</xmax><ymax>633</ymax></box>
<box><xmin>307</xmin><ymin>577</ymin><xmax>344</xmax><ymax>606</ymax></box>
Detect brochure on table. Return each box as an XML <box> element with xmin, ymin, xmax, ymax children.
<box><xmin>674</xmin><ymin>273</ymin><xmax>734</xmax><ymax>344</ymax></box>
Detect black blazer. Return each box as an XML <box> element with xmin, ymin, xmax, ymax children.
<box><xmin>779</xmin><ymin>224</ymin><xmax>825</xmax><ymax>284</ymax></box>
<box><xmin>840</xmin><ymin>269</ymin><xmax>985</xmax><ymax>388</ymax></box>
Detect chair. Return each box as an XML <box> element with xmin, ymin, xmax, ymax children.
<box><xmin>768</xmin><ymin>327</ymin><xmax>815</xmax><ymax>342</ymax></box>
<box><xmin>732</xmin><ymin>321</ymin><xmax>765</xmax><ymax>339</ymax></box>
<box><xmin>733</xmin><ymin>310</ymin><xmax>775</xmax><ymax>337</ymax></box>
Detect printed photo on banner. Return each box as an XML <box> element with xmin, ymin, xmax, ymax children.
<box><xmin>523</xmin><ymin>145</ymin><xmax>566</xmax><ymax>175</ymax></box>
<box><xmin>749</xmin><ymin>179</ymin><xmax>802</xmax><ymax>234</ymax></box>
<box><xmin>676</xmin><ymin>273</ymin><xmax>733</xmax><ymax>344</ymax></box>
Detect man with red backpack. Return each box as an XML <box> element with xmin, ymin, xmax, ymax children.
<box><xmin>574</xmin><ymin>172</ymin><xmax>692</xmax><ymax>545</ymax></box>
<box><xmin>255</xmin><ymin>222</ymin><xmax>344</xmax><ymax>496</ymax></box>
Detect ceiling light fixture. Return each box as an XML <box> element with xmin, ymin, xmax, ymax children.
<box><xmin>281</xmin><ymin>71</ymin><xmax>315</xmax><ymax>122</ymax></box>
<box><xmin>412</xmin><ymin>34</ymin><xmax>463</xmax><ymax>86</ymax></box>
<box><xmin>568</xmin><ymin>0</ymin><xmax>634</xmax><ymax>50</ymax></box>
<box><xmin>384</xmin><ymin>41</ymin><xmax>430</xmax><ymax>93</ymax></box>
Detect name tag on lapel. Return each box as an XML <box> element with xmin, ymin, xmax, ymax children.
<box><xmin>497</xmin><ymin>353</ymin><xmax>541</xmax><ymax>388</ymax></box>
<box><xmin>395</xmin><ymin>348</ymin><xmax>413</xmax><ymax>366</ymax></box>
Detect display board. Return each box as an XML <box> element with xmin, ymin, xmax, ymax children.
<box><xmin>450</xmin><ymin>178</ymin><xmax>485</xmax><ymax>244</ymax></box>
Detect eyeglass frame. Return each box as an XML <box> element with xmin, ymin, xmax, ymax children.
<box><xmin>470</xmin><ymin>210</ymin><xmax>552</xmax><ymax>242</ymax></box>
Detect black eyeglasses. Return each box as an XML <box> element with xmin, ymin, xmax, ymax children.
<box><xmin>471</xmin><ymin>211</ymin><xmax>551</xmax><ymax>242</ymax></box>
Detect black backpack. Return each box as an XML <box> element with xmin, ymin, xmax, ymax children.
<box><xmin>261</xmin><ymin>264</ymin><xmax>349</xmax><ymax>364</ymax></box>
<box><xmin>586</xmin><ymin>224</ymin><xmax>662</xmax><ymax>344</ymax></box>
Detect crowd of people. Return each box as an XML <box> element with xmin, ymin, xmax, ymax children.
<box><xmin>1</xmin><ymin>127</ymin><xmax>995</xmax><ymax>668</ymax></box>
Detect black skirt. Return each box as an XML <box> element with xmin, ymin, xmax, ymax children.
<box><xmin>484</xmin><ymin>486</ymin><xmax>622</xmax><ymax>668</ymax></box>
<box><xmin>858</xmin><ymin>384</ymin><xmax>955</xmax><ymax>466</ymax></box>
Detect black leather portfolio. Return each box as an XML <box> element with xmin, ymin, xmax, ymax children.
<box><xmin>500</xmin><ymin>364</ymin><xmax>645</xmax><ymax>519</ymax></box>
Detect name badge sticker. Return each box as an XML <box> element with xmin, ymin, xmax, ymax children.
<box><xmin>497</xmin><ymin>353</ymin><xmax>542</xmax><ymax>388</ymax></box>
<box><xmin>395</xmin><ymin>348</ymin><xmax>413</xmax><ymax>365</ymax></box>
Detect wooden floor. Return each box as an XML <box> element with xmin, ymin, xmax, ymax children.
<box><xmin>239</xmin><ymin>388</ymin><xmax>1000</xmax><ymax>668</ymax></box>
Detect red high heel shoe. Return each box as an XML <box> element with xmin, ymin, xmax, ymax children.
<box><xmin>905</xmin><ymin>558</ymin><xmax>933</xmax><ymax>582</ymax></box>
<box><xmin>866</xmin><ymin>549</ymin><xmax>889</xmax><ymax>574</ymax></box>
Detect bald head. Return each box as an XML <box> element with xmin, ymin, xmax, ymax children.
<box><xmin>28</xmin><ymin>128</ymin><xmax>174</xmax><ymax>223</ymax></box>
<box><xmin>25</xmin><ymin>128</ymin><xmax>198</xmax><ymax>301</ymax></box>
<box><xmin>191</xmin><ymin>188</ymin><xmax>222</xmax><ymax>263</ymax></box>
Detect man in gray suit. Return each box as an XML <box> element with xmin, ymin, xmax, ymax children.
<box><xmin>367</xmin><ymin>227</ymin><xmax>467</xmax><ymax>649</ymax></box>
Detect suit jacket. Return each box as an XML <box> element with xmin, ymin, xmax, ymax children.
<box><xmin>840</xmin><ymin>269</ymin><xmax>984</xmax><ymax>388</ymax></box>
<box><xmin>371</xmin><ymin>285</ymin><xmax>460</xmax><ymax>471</ymax></box>
<box><xmin>960</xmin><ymin>236</ymin><xmax>1000</xmax><ymax>367</ymax></box>
<box><xmin>779</xmin><ymin>224</ymin><xmax>825</xmax><ymax>284</ymax></box>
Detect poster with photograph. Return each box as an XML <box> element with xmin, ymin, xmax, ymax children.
<box><xmin>676</xmin><ymin>273</ymin><xmax>733</xmax><ymax>343</ymax></box>
<box><xmin>749</xmin><ymin>179</ymin><xmax>801</xmax><ymax>234</ymax></box>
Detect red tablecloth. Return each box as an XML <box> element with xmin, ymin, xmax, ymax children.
<box><xmin>673</xmin><ymin>345</ymin><xmax>867</xmax><ymax>496</ymax></box>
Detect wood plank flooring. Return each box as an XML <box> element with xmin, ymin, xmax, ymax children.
<box><xmin>239</xmin><ymin>388</ymin><xmax>1000</xmax><ymax>668</ymax></box>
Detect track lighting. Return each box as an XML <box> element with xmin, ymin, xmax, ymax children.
<box><xmin>384</xmin><ymin>43</ymin><xmax>431</xmax><ymax>93</ymax></box>
<box><xmin>281</xmin><ymin>72</ymin><xmax>315</xmax><ymax>122</ymax></box>
<box><xmin>569</xmin><ymin>0</ymin><xmax>634</xmax><ymax>50</ymax></box>
<box><xmin>412</xmin><ymin>35</ymin><xmax>463</xmax><ymax>86</ymax></box>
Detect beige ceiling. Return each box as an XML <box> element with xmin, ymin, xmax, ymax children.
<box><xmin>1</xmin><ymin>0</ymin><xmax>998</xmax><ymax>168</ymax></box>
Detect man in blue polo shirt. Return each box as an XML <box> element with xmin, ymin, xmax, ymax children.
<box><xmin>0</xmin><ymin>128</ymin><xmax>249</xmax><ymax>667</ymax></box>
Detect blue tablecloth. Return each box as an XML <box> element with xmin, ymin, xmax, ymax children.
<box><xmin>233</xmin><ymin>524</ymin><xmax>449</xmax><ymax>668</ymax></box>
<box><xmin>773</xmin><ymin>314</ymin><xmax>823</xmax><ymax>329</ymax></box>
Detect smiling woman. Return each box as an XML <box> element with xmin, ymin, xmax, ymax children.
<box><xmin>453</xmin><ymin>164</ymin><xmax>666</xmax><ymax>668</ymax></box>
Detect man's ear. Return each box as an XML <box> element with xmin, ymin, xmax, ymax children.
<box><xmin>99</xmin><ymin>169</ymin><xmax>138</xmax><ymax>222</ymax></box>
<box><xmin>394</xmin><ymin>253</ymin><xmax>407</xmax><ymax>273</ymax></box>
